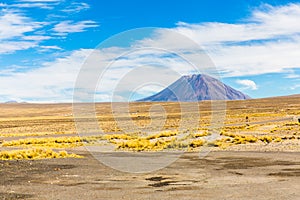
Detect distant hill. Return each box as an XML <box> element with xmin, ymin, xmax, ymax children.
<box><xmin>3</xmin><ymin>100</ymin><xmax>28</xmax><ymax>104</ymax></box>
<box><xmin>138</xmin><ymin>74</ymin><xmax>250</xmax><ymax>102</ymax></box>
<box><xmin>276</xmin><ymin>94</ymin><xmax>300</xmax><ymax>98</ymax></box>
<box><xmin>4</xmin><ymin>100</ymin><xmax>18</xmax><ymax>104</ymax></box>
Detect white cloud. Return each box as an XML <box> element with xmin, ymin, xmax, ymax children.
<box><xmin>174</xmin><ymin>3</ymin><xmax>300</xmax><ymax>46</ymax></box>
<box><xmin>284</xmin><ymin>69</ymin><xmax>300</xmax><ymax>78</ymax></box>
<box><xmin>9</xmin><ymin>3</ymin><xmax>56</xmax><ymax>9</ymax></box>
<box><xmin>0</xmin><ymin>9</ymin><xmax>50</xmax><ymax>53</ymax></box>
<box><xmin>0</xmin><ymin>47</ymin><xmax>198</xmax><ymax>102</ymax></box>
<box><xmin>137</xmin><ymin>4</ymin><xmax>300</xmax><ymax>77</ymax></box>
<box><xmin>37</xmin><ymin>45</ymin><xmax>62</xmax><ymax>52</ymax></box>
<box><xmin>0</xmin><ymin>1</ymin><xmax>95</xmax><ymax>54</ymax></box>
<box><xmin>290</xmin><ymin>84</ymin><xmax>300</xmax><ymax>90</ymax></box>
<box><xmin>17</xmin><ymin>0</ymin><xmax>62</xmax><ymax>2</ymax></box>
<box><xmin>23</xmin><ymin>35</ymin><xmax>52</xmax><ymax>41</ymax></box>
<box><xmin>0</xmin><ymin>41</ymin><xmax>37</xmax><ymax>54</ymax></box>
<box><xmin>0</xmin><ymin>49</ymin><xmax>92</xmax><ymax>102</ymax></box>
<box><xmin>52</xmin><ymin>20</ymin><xmax>99</xmax><ymax>35</ymax></box>
<box><xmin>5</xmin><ymin>0</ymin><xmax>63</xmax><ymax>9</ymax></box>
<box><xmin>207</xmin><ymin>38</ymin><xmax>300</xmax><ymax>76</ymax></box>
<box><xmin>40</xmin><ymin>45</ymin><xmax>62</xmax><ymax>50</ymax></box>
<box><xmin>286</xmin><ymin>74</ymin><xmax>300</xmax><ymax>79</ymax></box>
<box><xmin>236</xmin><ymin>79</ymin><xmax>258</xmax><ymax>90</ymax></box>
<box><xmin>62</xmin><ymin>2</ymin><xmax>90</xmax><ymax>13</ymax></box>
<box><xmin>0</xmin><ymin>10</ymin><xmax>41</xmax><ymax>40</ymax></box>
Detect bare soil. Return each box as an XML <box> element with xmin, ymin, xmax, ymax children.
<box><xmin>0</xmin><ymin>151</ymin><xmax>299</xmax><ymax>200</ymax></box>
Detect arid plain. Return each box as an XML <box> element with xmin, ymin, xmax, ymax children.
<box><xmin>0</xmin><ymin>95</ymin><xmax>299</xmax><ymax>199</ymax></box>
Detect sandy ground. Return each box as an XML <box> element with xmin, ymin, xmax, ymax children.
<box><xmin>1</xmin><ymin>150</ymin><xmax>299</xmax><ymax>200</ymax></box>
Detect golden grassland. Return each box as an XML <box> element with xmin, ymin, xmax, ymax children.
<box><xmin>0</xmin><ymin>95</ymin><xmax>300</xmax><ymax>159</ymax></box>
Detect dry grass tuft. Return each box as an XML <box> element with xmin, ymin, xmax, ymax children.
<box><xmin>0</xmin><ymin>148</ymin><xmax>83</xmax><ymax>160</ymax></box>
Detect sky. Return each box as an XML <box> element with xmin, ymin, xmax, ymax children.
<box><xmin>1</xmin><ymin>0</ymin><xmax>300</xmax><ymax>102</ymax></box>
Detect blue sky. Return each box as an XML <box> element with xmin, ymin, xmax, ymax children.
<box><xmin>1</xmin><ymin>0</ymin><xmax>300</xmax><ymax>102</ymax></box>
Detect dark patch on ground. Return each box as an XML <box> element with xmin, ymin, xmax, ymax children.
<box><xmin>268</xmin><ymin>168</ymin><xmax>300</xmax><ymax>177</ymax></box>
<box><xmin>0</xmin><ymin>160</ymin><xmax>76</xmax><ymax>185</ymax></box>
<box><xmin>229</xmin><ymin>171</ymin><xmax>244</xmax><ymax>175</ymax></box>
<box><xmin>146</xmin><ymin>176</ymin><xmax>168</xmax><ymax>182</ymax></box>
<box><xmin>148</xmin><ymin>181</ymin><xmax>175</xmax><ymax>187</ymax></box>
<box><xmin>182</xmin><ymin>156</ymin><xmax>300</xmax><ymax>170</ymax></box>
<box><xmin>56</xmin><ymin>182</ymin><xmax>86</xmax><ymax>187</ymax></box>
<box><xmin>218</xmin><ymin>157</ymin><xmax>299</xmax><ymax>170</ymax></box>
<box><xmin>0</xmin><ymin>192</ymin><xmax>34</xmax><ymax>200</ymax></box>
<box><xmin>166</xmin><ymin>186</ymin><xmax>199</xmax><ymax>191</ymax></box>
<box><xmin>95</xmin><ymin>187</ymin><xmax>122</xmax><ymax>190</ymax></box>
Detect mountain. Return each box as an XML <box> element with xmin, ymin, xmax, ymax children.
<box><xmin>4</xmin><ymin>100</ymin><xmax>18</xmax><ymax>104</ymax></box>
<box><xmin>138</xmin><ymin>74</ymin><xmax>251</xmax><ymax>102</ymax></box>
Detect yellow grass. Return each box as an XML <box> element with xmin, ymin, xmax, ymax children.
<box><xmin>0</xmin><ymin>148</ymin><xmax>83</xmax><ymax>160</ymax></box>
<box><xmin>1</xmin><ymin>136</ymin><xmax>101</xmax><ymax>148</ymax></box>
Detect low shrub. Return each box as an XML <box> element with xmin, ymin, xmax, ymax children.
<box><xmin>189</xmin><ymin>139</ymin><xmax>205</xmax><ymax>148</ymax></box>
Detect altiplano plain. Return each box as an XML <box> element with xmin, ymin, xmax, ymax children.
<box><xmin>0</xmin><ymin>95</ymin><xmax>299</xmax><ymax>199</ymax></box>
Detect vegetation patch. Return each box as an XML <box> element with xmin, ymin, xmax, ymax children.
<box><xmin>0</xmin><ymin>148</ymin><xmax>83</xmax><ymax>160</ymax></box>
<box><xmin>2</xmin><ymin>137</ymin><xmax>85</xmax><ymax>148</ymax></box>
<box><xmin>115</xmin><ymin>138</ymin><xmax>175</xmax><ymax>151</ymax></box>
<box><xmin>189</xmin><ymin>139</ymin><xmax>205</xmax><ymax>148</ymax></box>
<box><xmin>146</xmin><ymin>131</ymin><xmax>178</xmax><ymax>140</ymax></box>
<box><xmin>192</xmin><ymin>131</ymin><xmax>209</xmax><ymax>138</ymax></box>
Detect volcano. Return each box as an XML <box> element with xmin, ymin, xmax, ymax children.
<box><xmin>138</xmin><ymin>74</ymin><xmax>250</xmax><ymax>102</ymax></box>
